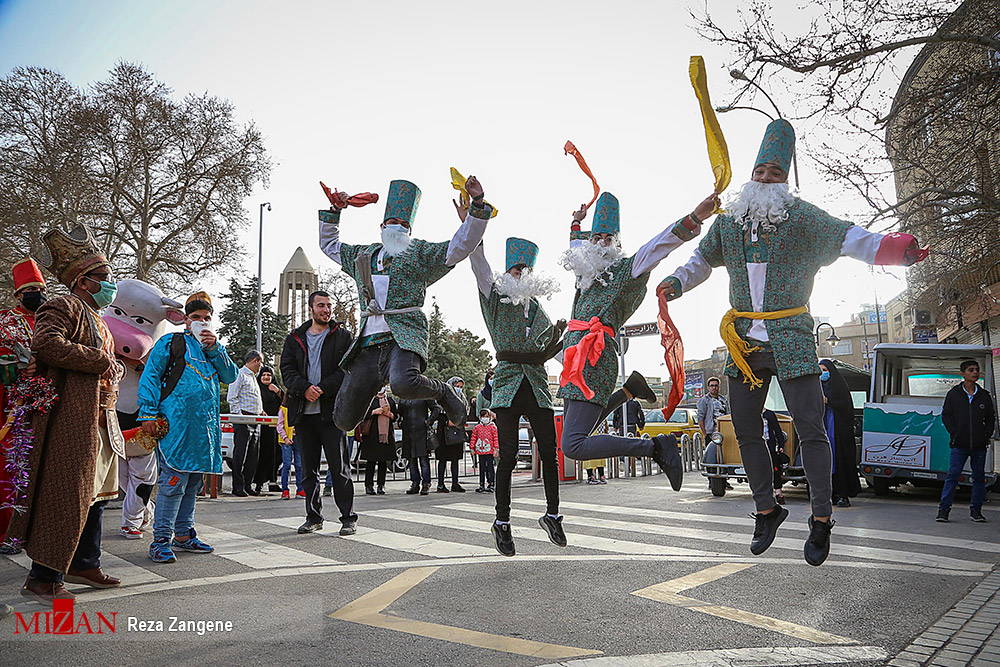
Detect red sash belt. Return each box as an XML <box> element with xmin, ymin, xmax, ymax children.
<box><xmin>559</xmin><ymin>317</ymin><xmax>615</xmax><ymax>400</ymax></box>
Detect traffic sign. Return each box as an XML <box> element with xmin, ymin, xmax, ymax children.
<box><xmin>619</xmin><ymin>322</ymin><xmax>658</xmax><ymax>338</ymax></box>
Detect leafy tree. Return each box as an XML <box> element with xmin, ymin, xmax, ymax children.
<box><xmin>425</xmin><ymin>300</ymin><xmax>493</xmax><ymax>405</ymax></box>
<box><xmin>0</xmin><ymin>62</ymin><xmax>271</xmax><ymax>305</ymax></box>
<box><xmin>217</xmin><ymin>276</ymin><xmax>290</xmax><ymax>366</ymax></box>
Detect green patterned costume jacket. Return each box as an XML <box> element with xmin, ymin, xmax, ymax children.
<box><xmin>697</xmin><ymin>199</ymin><xmax>852</xmax><ymax>381</ymax></box>
<box><xmin>480</xmin><ymin>288</ymin><xmax>556</xmax><ymax>410</ymax></box>
<box><xmin>557</xmin><ymin>254</ymin><xmax>647</xmax><ymax>406</ymax></box>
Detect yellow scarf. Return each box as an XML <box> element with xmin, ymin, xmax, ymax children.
<box><xmin>720</xmin><ymin>306</ymin><xmax>808</xmax><ymax>389</ymax></box>
<box><xmin>450</xmin><ymin>167</ymin><xmax>499</xmax><ymax>218</ymax></box>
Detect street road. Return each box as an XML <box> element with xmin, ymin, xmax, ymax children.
<box><xmin>1</xmin><ymin>468</ymin><xmax>997</xmax><ymax>666</ymax></box>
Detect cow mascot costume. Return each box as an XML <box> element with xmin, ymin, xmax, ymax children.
<box><xmin>103</xmin><ymin>280</ymin><xmax>184</xmax><ymax>539</ymax></box>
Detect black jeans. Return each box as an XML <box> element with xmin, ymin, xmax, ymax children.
<box><xmin>409</xmin><ymin>456</ymin><xmax>431</xmax><ymax>485</ymax></box>
<box><xmin>479</xmin><ymin>454</ymin><xmax>496</xmax><ymax>488</ymax></box>
<box><xmin>296</xmin><ymin>415</ymin><xmax>356</xmax><ymax>525</ymax></box>
<box><xmin>494</xmin><ymin>379</ymin><xmax>559</xmax><ymax>522</ymax></box>
<box><xmin>438</xmin><ymin>459</ymin><xmax>459</xmax><ymax>486</ymax></box>
<box><xmin>334</xmin><ymin>341</ymin><xmax>454</xmax><ymax>432</ymax></box>
<box><xmin>30</xmin><ymin>501</ymin><xmax>107</xmax><ymax>582</ymax></box>
<box><xmin>561</xmin><ymin>399</ymin><xmax>653</xmax><ymax>460</ymax></box>
<box><xmin>365</xmin><ymin>460</ymin><xmax>388</xmax><ymax>489</ymax></box>
<box><xmin>231</xmin><ymin>423</ymin><xmax>259</xmax><ymax>494</ymax></box>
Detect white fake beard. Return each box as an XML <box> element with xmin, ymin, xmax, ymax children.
<box><xmin>559</xmin><ymin>238</ymin><xmax>625</xmax><ymax>291</ymax></box>
<box><xmin>493</xmin><ymin>268</ymin><xmax>561</xmax><ymax>306</ymax></box>
<box><xmin>381</xmin><ymin>225</ymin><xmax>413</xmax><ymax>257</ymax></box>
<box><xmin>727</xmin><ymin>181</ymin><xmax>794</xmax><ymax>232</ymax></box>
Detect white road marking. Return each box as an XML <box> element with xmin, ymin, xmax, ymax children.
<box><xmin>4</xmin><ymin>550</ymin><xmax>165</xmax><ymax>585</ymax></box>
<box><xmin>195</xmin><ymin>524</ymin><xmax>341</xmax><ymax>569</ymax></box>
<box><xmin>366</xmin><ymin>508</ymin><xmax>721</xmax><ymax>557</ymax></box>
<box><xmin>260</xmin><ymin>517</ymin><xmax>494</xmax><ymax>558</ymax></box>
<box><xmin>512</xmin><ymin>498</ymin><xmax>996</xmax><ymax>570</ymax></box>
<box><xmin>536</xmin><ymin>644</ymin><xmax>889</xmax><ymax>666</ymax></box>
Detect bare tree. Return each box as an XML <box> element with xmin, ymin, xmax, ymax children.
<box><xmin>317</xmin><ymin>267</ymin><xmax>359</xmax><ymax>334</ymax></box>
<box><xmin>694</xmin><ymin>0</ymin><xmax>1000</xmax><ymax>311</ymax></box>
<box><xmin>0</xmin><ymin>62</ymin><xmax>271</xmax><ymax>304</ymax></box>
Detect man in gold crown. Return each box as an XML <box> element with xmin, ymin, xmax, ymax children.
<box><xmin>8</xmin><ymin>225</ymin><xmax>126</xmax><ymax>603</ymax></box>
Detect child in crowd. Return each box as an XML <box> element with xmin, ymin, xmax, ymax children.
<box><xmin>278</xmin><ymin>405</ymin><xmax>304</xmax><ymax>499</ymax></box>
<box><xmin>471</xmin><ymin>409</ymin><xmax>499</xmax><ymax>493</ymax></box>
<box><xmin>585</xmin><ymin>460</ymin><xmax>607</xmax><ymax>485</ymax></box>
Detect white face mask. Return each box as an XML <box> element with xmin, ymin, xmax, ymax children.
<box><xmin>480</xmin><ymin>417</ymin><xmax>491</xmax><ymax>425</ymax></box>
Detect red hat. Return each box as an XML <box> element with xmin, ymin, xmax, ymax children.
<box><xmin>12</xmin><ymin>258</ymin><xmax>46</xmax><ymax>293</ymax></box>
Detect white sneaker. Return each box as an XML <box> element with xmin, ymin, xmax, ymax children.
<box><xmin>120</xmin><ymin>527</ymin><xmax>143</xmax><ymax>540</ymax></box>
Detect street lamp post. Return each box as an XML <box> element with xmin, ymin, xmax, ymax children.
<box><xmin>256</xmin><ymin>202</ymin><xmax>271</xmax><ymax>354</ymax></box>
<box><xmin>720</xmin><ymin>69</ymin><xmax>801</xmax><ymax>189</ymax></box>
<box><xmin>814</xmin><ymin>322</ymin><xmax>841</xmax><ymax>357</ymax></box>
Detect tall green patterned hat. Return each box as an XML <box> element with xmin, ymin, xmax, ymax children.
<box><xmin>505</xmin><ymin>237</ymin><xmax>538</xmax><ymax>272</ymax></box>
<box><xmin>591</xmin><ymin>192</ymin><xmax>620</xmax><ymax>236</ymax></box>
<box><xmin>383</xmin><ymin>179</ymin><xmax>421</xmax><ymax>225</ymax></box>
<box><xmin>754</xmin><ymin>119</ymin><xmax>795</xmax><ymax>175</ymax></box>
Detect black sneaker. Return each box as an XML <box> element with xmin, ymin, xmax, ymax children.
<box><xmin>538</xmin><ymin>515</ymin><xmax>568</xmax><ymax>547</ymax></box>
<box><xmin>749</xmin><ymin>505</ymin><xmax>788</xmax><ymax>555</ymax></box>
<box><xmin>651</xmin><ymin>434</ymin><xmax>683</xmax><ymax>491</ymax></box>
<box><xmin>376</xmin><ymin>487</ymin><xmax>386</xmax><ymax>495</ymax></box>
<box><xmin>451</xmin><ymin>484</ymin><xmax>466</xmax><ymax>493</ymax></box>
<box><xmin>440</xmin><ymin>387</ymin><xmax>468</xmax><ymax>426</ymax></box>
<box><xmin>297</xmin><ymin>521</ymin><xmax>323</xmax><ymax>534</ymax></box>
<box><xmin>365</xmin><ymin>486</ymin><xmax>376</xmax><ymax>496</ymax></box>
<box><xmin>835</xmin><ymin>497</ymin><xmax>851</xmax><ymax>508</ymax></box>
<box><xmin>492</xmin><ymin>522</ymin><xmax>515</xmax><ymax>557</ymax></box>
<box><xmin>936</xmin><ymin>508</ymin><xmax>950</xmax><ymax>522</ymax></box>
<box><xmin>803</xmin><ymin>516</ymin><xmax>834</xmax><ymax>566</ymax></box>
<box><xmin>339</xmin><ymin>521</ymin><xmax>357</xmax><ymax>536</ymax></box>
<box><xmin>971</xmin><ymin>508</ymin><xmax>987</xmax><ymax>523</ymax></box>
<box><xmin>436</xmin><ymin>485</ymin><xmax>449</xmax><ymax>493</ymax></box>
<box><xmin>419</xmin><ymin>484</ymin><xmax>430</xmax><ymax>496</ymax></box>
<box><xmin>406</xmin><ymin>483</ymin><xmax>420</xmax><ymax>495</ymax></box>
<box><xmin>323</xmin><ymin>487</ymin><xmax>333</xmax><ymax>497</ymax></box>
<box><xmin>475</xmin><ymin>487</ymin><xmax>485</xmax><ymax>493</ymax></box>
<box><xmin>231</xmin><ymin>489</ymin><xmax>248</xmax><ymax>497</ymax></box>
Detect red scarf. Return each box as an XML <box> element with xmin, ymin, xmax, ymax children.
<box><xmin>559</xmin><ymin>317</ymin><xmax>615</xmax><ymax>400</ymax></box>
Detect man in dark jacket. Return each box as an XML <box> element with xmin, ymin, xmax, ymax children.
<box><xmin>612</xmin><ymin>397</ymin><xmax>645</xmax><ymax>437</ymax></box>
<box><xmin>398</xmin><ymin>398</ymin><xmax>436</xmax><ymax>495</ymax></box>
<box><xmin>937</xmin><ymin>359</ymin><xmax>996</xmax><ymax>523</ymax></box>
<box><xmin>279</xmin><ymin>291</ymin><xmax>356</xmax><ymax>535</ymax></box>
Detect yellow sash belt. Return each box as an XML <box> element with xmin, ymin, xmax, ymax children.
<box><xmin>720</xmin><ymin>306</ymin><xmax>808</xmax><ymax>389</ymax></box>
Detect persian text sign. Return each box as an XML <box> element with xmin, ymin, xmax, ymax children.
<box><xmin>619</xmin><ymin>322</ymin><xmax>658</xmax><ymax>338</ymax></box>
<box><xmin>862</xmin><ymin>432</ymin><xmax>930</xmax><ymax>469</ymax></box>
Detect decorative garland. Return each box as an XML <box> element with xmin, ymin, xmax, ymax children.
<box><xmin>0</xmin><ymin>374</ymin><xmax>59</xmax><ymax>516</ymax></box>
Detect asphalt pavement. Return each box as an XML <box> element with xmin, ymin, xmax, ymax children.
<box><xmin>1</xmin><ymin>466</ymin><xmax>997</xmax><ymax>667</ymax></box>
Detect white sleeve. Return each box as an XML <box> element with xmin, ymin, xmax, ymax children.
<box><xmin>840</xmin><ymin>225</ymin><xmax>883</xmax><ymax>264</ymax></box>
<box><xmin>631</xmin><ymin>225</ymin><xmax>688</xmax><ymax>277</ymax></box>
<box><xmin>445</xmin><ymin>210</ymin><xmax>489</xmax><ymax>267</ymax></box>
<box><xmin>318</xmin><ymin>220</ymin><xmax>342</xmax><ymax>266</ymax></box>
<box><xmin>469</xmin><ymin>245</ymin><xmax>494</xmax><ymax>297</ymax></box>
<box><xmin>671</xmin><ymin>249</ymin><xmax>713</xmax><ymax>292</ymax></box>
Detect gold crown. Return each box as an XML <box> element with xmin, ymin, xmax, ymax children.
<box><xmin>34</xmin><ymin>225</ymin><xmax>108</xmax><ymax>288</ymax></box>
<box><xmin>186</xmin><ymin>291</ymin><xmax>212</xmax><ymax>306</ymax></box>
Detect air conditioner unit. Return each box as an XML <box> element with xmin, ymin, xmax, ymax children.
<box><xmin>913</xmin><ymin>309</ymin><xmax>936</xmax><ymax>326</ymax></box>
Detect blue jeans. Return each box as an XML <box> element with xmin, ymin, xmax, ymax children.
<box><xmin>410</xmin><ymin>456</ymin><xmax>431</xmax><ymax>485</ymax></box>
<box><xmin>153</xmin><ymin>450</ymin><xmax>204</xmax><ymax>541</ymax></box>
<box><xmin>281</xmin><ymin>441</ymin><xmax>303</xmax><ymax>490</ymax></box>
<box><xmin>940</xmin><ymin>448</ymin><xmax>988</xmax><ymax>511</ymax></box>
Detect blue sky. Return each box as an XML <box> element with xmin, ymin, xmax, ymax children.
<box><xmin>0</xmin><ymin>0</ymin><xmax>908</xmax><ymax>374</ymax></box>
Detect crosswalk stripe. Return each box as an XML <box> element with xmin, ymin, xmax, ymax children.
<box><xmin>516</xmin><ymin>497</ymin><xmax>1000</xmax><ymax>555</ymax></box>
<box><xmin>509</xmin><ymin>499</ymin><xmax>993</xmax><ymax>572</ymax></box>
<box><xmin>195</xmin><ymin>524</ymin><xmax>341</xmax><ymax>569</ymax></box>
<box><xmin>5</xmin><ymin>550</ymin><xmax>165</xmax><ymax>585</ymax></box>
<box><xmin>366</xmin><ymin>508</ymin><xmax>722</xmax><ymax>557</ymax></box>
<box><xmin>536</xmin><ymin>644</ymin><xmax>889</xmax><ymax>666</ymax></box>
<box><xmin>260</xmin><ymin>517</ymin><xmax>495</xmax><ymax>558</ymax></box>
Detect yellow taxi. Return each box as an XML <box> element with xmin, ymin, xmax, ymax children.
<box><xmin>638</xmin><ymin>407</ymin><xmax>702</xmax><ymax>442</ymax></box>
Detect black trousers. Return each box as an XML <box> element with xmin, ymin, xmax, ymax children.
<box><xmin>296</xmin><ymin>415</ymin><xmax>356</xmax><ymax>525</ymax></box>
<box><xmin>231</xmin><ymin>423</ymin><xmax>259</xmax><ymax>494</ymax></box>
<box><xmin>438</xmin><ymin>459</ymin><xmax>459</xmax><ymax>486</ymax></box>
<box><xmin>365</xmin><ymin>460</ymin><xmax>388</xmax><ymax>489</ymax></box>
<box><xmin>334</xmin><ymin>341</ymin><xmax>454</xmax><ymax>432</ymax></box>
<box><xmin>30</xmin><ymin>501</ymin><xmax>107</xmax><ymax>582</ymax></box>
<box><xmin>494</xmin><ymin>379</ymin><xmax>559</xmax><ymax>522</ymax></box>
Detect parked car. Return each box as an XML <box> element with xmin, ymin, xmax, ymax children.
<box><xmin>639</xmin><ymin>407</ymin><xmax>701</xmax><ymax>442</ymax></box>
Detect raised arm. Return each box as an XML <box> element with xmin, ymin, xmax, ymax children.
<box><xmin>569</xmin><ymin>205</ymin><xmax>589</xmax><ymax>249</ymax></box>
<box><xmin>445</xmin><ymin>176</ymin><xmax>492</xmax><ymax>267</ymax></box>
<box><xmin>318</xmin><ymin>209</ymin><xmax>344</xmax><ymax>266</ymax></box>
<box><xmin>632</xmin><ymin>194</ymin><xmax>718</xmax><ymax>277</ymax></box>
<box><xmin>842</xmin><ymin>226</ymin><xmax>928</xmax><ymax>267</ymax></box>
<box><xmin>469</xmin><ymin>244</ymin><xmax>494</xmax><ymax>297</ymax></box>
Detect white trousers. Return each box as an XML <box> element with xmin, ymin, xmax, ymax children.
<box><xmin>118</xmin><ymin>452</ymin><xmax>158</xmax><ymax>529</ymax></box>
